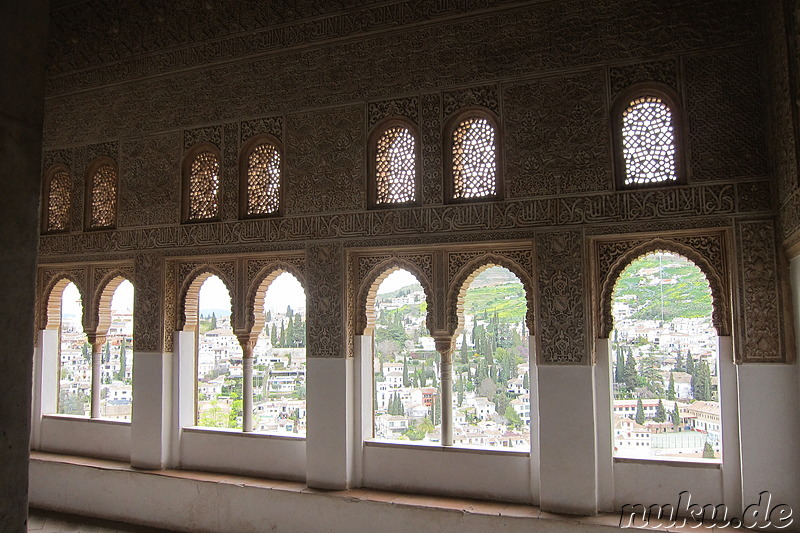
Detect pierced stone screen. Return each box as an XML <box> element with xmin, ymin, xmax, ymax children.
<box><xmin>622</xmin><ymin>96</ymin><xmax>677</xmax><ymax>185</ymax></box>
<box><xmin>188</xmin><ymin>151</ymin><xmax>220</xmax><ymax>220</ymax></box>
<box><xmin>452</xmin><ymin>117</ymin><xmax>497</xmax><ymax>199</ymax></box>
<box><xmin>47</xmin><ymin>170</ymin><xmax>71</xmax><ymax>232</ymax></box>
<box><xmin>376</xmin><ymin>126</ymin><xmax>416</xmax><ymax>204</ymax></box>
<box><xmin>90</xmin><ymin>165</ymin><xmax>117</xmax><ymax>228</ymax></box>
<box><xmin>246</xmin><ymin>144</ymin><xmax>281</xmax><ymax>215</ymax></box>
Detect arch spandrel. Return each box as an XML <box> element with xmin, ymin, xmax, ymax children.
<box><xmin>176</xmin><ymin>265</ymin><xmax>236</xmax><ymax>332</ymax></box>
<box><xmin>596</xmin><ymin>236</ymin><xmax>731</xmax><ymax>339</ymax></box>
<box><xmin>245</xmin><ymin>262</ymin><xmax>307</xmax><ymax>337</ymax></box>
<box><xmin>40</xmin><ymin>270</ymin><xmax>89</xmax><ymax>332</ymax></box>
<box><xmin>356</xmin><ymin>257</ymin><xmax>434</xmax><ymax>336</ymax></box>
<box><xmin>447</xmin><ymin>252</ymin><xmax>534</xmax><ymax>341</ymax></box>
<box><xmin>91</xmin><ymin>271</ymin><xmax>134</xmax><ymax>337</ymax></box>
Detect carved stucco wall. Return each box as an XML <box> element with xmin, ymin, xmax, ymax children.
<box><xmin>36</xmin><ymin>0</ymin><xmax>792</xmax><ymax>363</ymax></box>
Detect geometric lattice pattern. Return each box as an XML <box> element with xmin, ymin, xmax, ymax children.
<box><xmin>47</xmin><ymin>170</ymin><xmax>71</xmax><ymax>232</ymax></box>
<box><xmin>452</xmin><ymin>117</ymin><xmax>497</xmax><ymax>198</ymax></box>
<box><xmin>90</xmin><ymin>164</ymin><xmax>117</xmax><ymax>228</ymax></box>
<box><xmin>376</xmin><ymin>126</ymin><xmax>416</xmax><ymax>204</ymax></box>
<box><xmin>188</xmin><ymin>151</ymin><xmax>220</xmax><ymax>220</ymax></box>
<box><xmin>246</xmin><ymin>144</ymin><xmax>281</xmax><ymax>215</ymax></box>
<box><xmin>621</xmin><ymin>96</ymin><xmax>677</xmax><ymax>185</ymax></box>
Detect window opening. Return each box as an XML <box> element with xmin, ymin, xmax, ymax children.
<box><xmin>47</xmin><ymin>170</ymin><xmax>71</xmax><ymax>232</ymax></box>
<box><xmin>252</xmin><ymin>273</ymin><xmax>307</xmax><ymax>435</ymax></box>
<box><xmin>100</xmin><ymin>280</ymin><xmax>134</xmax><ymax>420</ymax></box>
<box><xmin>455</xmin><ymin>266</ymin><xmax>529</xmax><ymax>450</ymax></box>
<box><xmin>246</xmin><ymin>144</ymin><xmax>281</xmax><ymax>216</ymax></box>
<box><xmin>57</xmin><ymin>283</ymin><xmax>89</xmax><ymax>416</ymax></box>
<box><xmin>452</xmin><ymin>117</ymin><xmax>497</xmax><ymax>199</ymax></box>
<box><xmin>90</xmin><ymin>165</ymin><xmax>117</xmax><ymax>228</ymax></box>
<box><xmin>188</xmin><ymin>151</ymin><xmax>220</xmax><ymax>220</ymax></box>
<box><xmin>375</xmin><ymin>126</ymin><xmax>416</xmax><ymax>204</ymax></box>
<box><xmin>621</xmin><ymin>96</ymin><xmax>677</xmax><ymax>186</ymax></box>
<box><xmin>610</xmin><ymin>252</ymin><xmax>721</xmax><ymax>462</ymax></box>
<box><xmin>196</xmin><ymin>276</ymin><xmax>241</xmax><ymax>428</ymax></box>
<box><xmin>372</xmin><ymin>269</ymin><xmax>438</xmax><ymax>442</ymax></box>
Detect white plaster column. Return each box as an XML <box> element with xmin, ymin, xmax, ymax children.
<box><xmin>237</xmin><ymin>334</ymin><xmax>256</xmax><ymax>432</ymax></box>
<box><xmin>31</xmin><ymin>329</ymin><xmax>59</xmax><ymax>449</ymax></box>
<box><xmin>537</xmin><ymin>364</ymin><xmax>598</xmax><ymax>515</ymax></box>
<box><xmin>593</xmin><ymin>337</ymin><xmax>614</xmax><ymax>512</ymax></box>
<box><xmin>436</xmin><ymin>338</ymin><xmax>453</xmax><ymax>446</ymax></box>
<box><xmin>131</xmin><ymin>350</ymin><xmax>173</xmax><ymax>469</ymax></box>
<box><xmin>527</xmin><ymin>335</ymin><xmax>541</xmax><ymax>505</ymax></box>
<box><xmin>306</xmin><ymin>356</ymin><xmax>353</xmax><ymax>490</ymax></box>
<box><xmin>87</xmin><ymin>335</ymin><xmax>106</xmax><ymax>418</ymax></box>
<box><xmin>169</xmin><ymin>330</ymin><xmax>196</xmax><ymax>467</ymax></box>
<box><xmin>353</xmin><ymin>335</ymin><xmax>373</xmax><ymax>486</ymax></box>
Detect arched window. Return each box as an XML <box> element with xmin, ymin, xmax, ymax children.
<box><xmin>55</xmin><ymin>282</ymin><xmax>90</xmax><ymax>416</ymax></box>
<box><xmin>240</xmin><ymin>137</ymin><xmax>282</xmax><ymax>218</ymax></box>
<box><xmin>86</xmin><ymin>159</ymin><xmax>118</xmax><ymax>229</ymax></box>
<box><xmin>614</xmin><ymin>86</ymin><xmax>684</xmax><ymax>188</ymax></box>
<box><xmin>445</xmin><ymin>110</ymin><xmax>501</xmax><ymax>201</ymax></box>
<box><xmin>183</xmin><ymin>146</ymin><xmax>221</xmax><ymax>222</ymax></box>
<box><xmin>609</xmin><ymin>252</ymin><xmax>720</xmax><ymax>462</ymax></box>
<box><xmin>97</xmin><ymin>279</ymin><xmax>134</xmax><ymax>420</ymax></box>
<box><xmin>454</xmin><ymin>265</ymin><xmax>529</xmax><ymax>450</ymax></box>
<box><xmin>369</xmin><ymin>269</ymin><xmax>434</xmax><ymax>441</ymax></box>
<box><xmin>194</xmin><ymin>275</ymin><xmax>240</xmax><ymax>428</ymax></box>
<box><xmin>43</xmin><ymin>167</ymin><xmax>71</xmax><ymax>233</ymax></box>
<box><xmin>369</xmin><ymin>121</ymin><xmax>418</xmax><ymax>207</ymax></box>
<box><xmin>252</xmin><ymin>272</ymin><xmax>307</xmax><ymax>435</ymax></box>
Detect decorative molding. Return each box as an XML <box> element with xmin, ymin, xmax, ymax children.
<box><xmin>593</xmin><ymin>231</ymin><xmax>731</xmax><ymax>341</ymax></box>
<box><xmin>133</xmin><ymin>253</ymin><xmax>165</xmax><ymax>352</ymax></box>
<box><xmin>368</xmin><ymin>96</ymin><xmax>419</xmax><ymax>129</ymax></box>
<box><xmin>443</xmin><ymin>84</ymin><xmax>500</xmax><ymax>117</ymax></box>
<box><xmin>735</xmin><ymin>220</ymin><xmax>790</xmax><ymax>362</ymax></box>
<box><xmin>222</xmin><ymin>122</ymin><xmax>239</xmax><ymax>221</ymax></box>
<box><xmin>183</xmin><ymin>125</ymin><xmax>223</xmax><ymax>152</ymax></box>
<box><xmin>420</xmin><ymin>92</ymin><xmax>443</xmax><ymax>205</ymax></box>
<box><xmin>39</xmin><ymin>182</ymin><xmax>769</xmax><ymax>259</ymax></box>
<box><xmin>241</xmin><ymin>116</ymin><xmax>283</xmax><ymax>144</ymax></box>
<box><xmin>307</xmin><ymin>243</ymin><xmax>344</xmax><ymax>358</ymax></box>
<box><xmin>609</xmin><ymin>59</ymin><xmax>678</xmax><ymax>98</ymax></box>
<box><xmin>535</xmin><ymin>229</ymin><xmax>588</xmax><ymax>365</ymax></box>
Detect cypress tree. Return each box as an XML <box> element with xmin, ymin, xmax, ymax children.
<box><xmin>614</xmin><ymin>348</ymin><xmax>625</xmax><ymax>383</ymax></box>
<box><xmin>671</xmin><ymin>404</ymin><xmax>681</xmax><ymax>427</ymax></box>
<box><xmin>270</xmin><ymin>323</ymin><xmax>278</xmax><ymax>347</ymax></box>
<box><xmin>402</xmin><ymin>355</ymin><xmax>410</xmax><ymax>387</ymax></box>
<box><xmin>279</xmin><ymin>321</ymin><xmax>285</xmax><ymax>348</ymax></box>
<box><xmin>674</xmin><ymin>351</ymin><xmax>684</xmax><ymax>372</ymax></box>
<box><xmin>460</xmin><ymin>330</ymin><xmax>469</xmax><ymax>365</ymax></box>
<box><xmin>635</xmin><ymin>398</ymin><xmax>645</xmax><ymax>425</ymax></box>
<box><xmin>523</xmin><ymin>371</ymin><xmax>529</xmax><ymax>391</ymax></box>
<box><xmin>702</xmin><ymin>442</ymin><xmax>715</xmax><ymax>459</ymax></box>
<box><xmin>654</xmin><ymin>399</ymin><xmax>666</xmax><ymax>422</ymax></box>
<box><xmin>666</xmin><ymin>372</ymin><xmax>676</xmax><ymax>400</ymax></box>
<box><xmin>624</xmin><ymin>351</ymin><xmax>638</xmax><ymax>391</ymax></box>
<box><xmin>686</xmin><ymin>351</ymin><xmax>695</xmax><ymax>376</ymax></box>
<box><xmin>211</xmin><ymin>312</ymin><xmax>217</xmax><ymax>330</ymax></box>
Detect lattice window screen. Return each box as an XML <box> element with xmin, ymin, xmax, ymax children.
<box><xmin>47</xmin><ymin>170</ymin><xmax>71</xmax><ymax>232</ymax></box>
<box><xmin>188</xmin><ymin>151</ymin><xmax>220</xmax><ymax>220</ymax></box>
<box><xmin>621</xmin><ymin>96</ymin><xmax>677</xmax><ymax>185</ymax></box>
<box><xmin>452</xmin><ymin>117</ymin><xmax>496</xmax><ymax>199</ymax></box>
<box><xmin>90</xmin><ymin>164</ymin><xmax>117</xmax><ymax>228</ymax></box>
<box><xmin>246</xmin><ymin>144</ymin><xmax>281</xmax><ymax>215</ymax></box>
<box><xmin>376</xmin><ymin>126</ymin><xmax>416</xmax><ymax>204</ymax></box>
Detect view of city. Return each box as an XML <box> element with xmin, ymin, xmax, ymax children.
<box><xmin>610</xmin><ymin>252</ymin><xmax>722</xmax><ymax>461</ymax></box>
<box><xmin>59</xmin><ymin>280</ymin><xmax>134</xmax><ymax>420</ymax></box>
<box><xmin>373</xmin><ymin>267</ymin><xmax>530</xmax><ymax>450</ymax></box>
<box><xmin>195</xmin><ymin>273</ymin><xmax>306</xmax><ymax>434</ymax></box>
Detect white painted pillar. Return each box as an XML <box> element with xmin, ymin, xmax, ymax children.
<box><xmin>717</xmin><ymin>336</ymin><xmax>743</xmax><ymax>517</ymax></box>
<box><xmin>527</xmin><ymin>335</ymin><xmax>540</xmax><ymax>505</ymax></box>
<box><xmin>593</xmin><ymin>338</ymin><xmax>614</xmax><ymax>512</ymax></box>
<box><xmin>538</xmin><ymin>364</ymin><xmax>598</xmax><ymax>515</ymax></box>
<box><xmin>31</xmin><ymin>329</ymin><xmax>59</xmax><ymax>449</ymax></box>
<box><xmin>131</xmin><ymin>350</ymin><xmax>173</xmax><ymax>469</ymax></box>
<box><xmin>435</xmin><ymin>338</ymin><xmax>453</xmax><ymax>446</ymax></box>
<box><xmin>242</xmin><ymin>356</ymin><xmax>254</xmax><ymax>432</ymax></box>
<box><xmin>306</xmin><ymin>356</ymin><xmax>353</xmax><ymax>490</ymax></box>
<box><xmin>169</xmin><ymin>331</ymin><xmax>195</xmax><ymax>467</ymax></box>
<box><xmin>89</xmin><ymin>338</ymin><xmax>104</xmax><ymax>418</ymax></box>
<box><xmin>353</xmin><ymin>335</ymin><xmax>373</xmax><ymax>487</ymax></box>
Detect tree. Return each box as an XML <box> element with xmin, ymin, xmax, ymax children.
<box><xmin>671</xmin><ymin>404</ymin><xmax>681</xmax><ymax>427</ymax></box>
<box><xmin>666</xmin><ymin>372</ymin><xmax>676</xmax><ymax>400</ymax></box>
<box><xmin>211</xmin><ymin>312</ymin><xmax>217</xmax><ymax>330</ymax></box>
<box><xmin>624</xmin><ymin>351</ymin><xmax>638</xmax><ymax>391</ymax></box>
<box><xmin>279</xmin><ymin>321</ymin><xmax>285</xmax><ymax>347</ymax></box>
<box><xmin>460</xmin><ymin>330</ymin><xmax>469</xmax><ymax>365</ymax></box>
<box><xmin>703</xmin><ymin>441</ymin><xmax>715</xmax><ymax>459</ymax></box>
<box><xmin>270</xmin><ymin>323</ymin><xmax>278</xmax><ymax>347</ymax></box>
<box><xmin>674</xmin><ymin>351</ymin><xmax>684</xmax><ymax>372</ymax></box>
<box><xmin>692</xmin><ymin>360</ymin><xmax>712</xmax><ymax>401</ymax></box>
<box><xmin>504</xmin><ymin>405</ymin><xmax>523</xmax><ymax>430</ymax></box>
<box><xmin>402</xmin><ymin>355</ymin><xmax>410</xmax><ymax>387</ymax></box>
<box><xmin>103</xmin><ymin>341</ymin><xmax>111</xmax><ymax>364</ymax></box>
<box><xmin>654</xmin><ymin>399</ymin><xmax>666</xmax><ymax>422</ymax></box>
<box><xmin>478</xmin><ymin>377</ymin><xmax>496</xmax><ymax>399</ymax></box>
<box><xmin>685</xmin><ymin>350</ymin><xmax>695</xmax><ymax>376</ymax></box>
<box><xmin>116</xmin><ymin>339</ymin><xmax>127</xmax><ymax>382</ymax></box>
<box><xmin>522</xmin><ymin>371</ymin><xmax>529</xmax><ymax>391</ymax></box>
<box><xmin>456</xmin><ymin>373</ymin><xmax>465</xmax><ymax>406</ymax></box>
<box><xmin>635</xmin><ymin>398</ymin><xmax>645</xmax><ymax>425</ymax></box>
<box><xmin>614</xmin><ymin>348</ymin><xmax>625</xmax><ymax>383</ymax></box>
<box><xmin>81</xmin><ymin>342</ymin><xmax>90</xmax><ymax>362</ymax></box>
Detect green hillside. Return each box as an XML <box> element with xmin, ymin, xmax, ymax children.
<box><xmin>613</xmin><ymin>253</ymin><xmax>712</xmax><ymax>320</ymax></box>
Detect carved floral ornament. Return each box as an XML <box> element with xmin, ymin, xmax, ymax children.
<box><xmin>593</xmin><ymin>234</ymin><xmax>732</xmax><ymax>341</ymax></box>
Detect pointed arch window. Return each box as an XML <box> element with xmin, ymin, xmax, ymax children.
<box><xmin>43</xmin><ymin>167</ymin><xmax>71</xmax><ymax>233</ymax></box>
<box><xmin>240</xmin><ymin>136</ymin><xmax>283</xmax><ymax>218</ymax></box>
<box><xmin>86</xmin><ymin>159</ymin><xmax>118</xmax><ymax>229</ymax></box>
<box><xmin>369</xmin><ymin>120</ymin><xmax>419</xmax><ymax>207</ymax></box>
<box><xmin>614</xmin><ymin>85</ymin><xmax>685</xmax><ymax>188</ymax></box>
<box><xmin>183</xmin><ymin>145</ymin><xmax>221</xmax><ymax>222</ymax></box>
<box><xmin>445</xmin><ymin>109</ymin><xmax>501</xmax><ymax>202</ymax></box>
